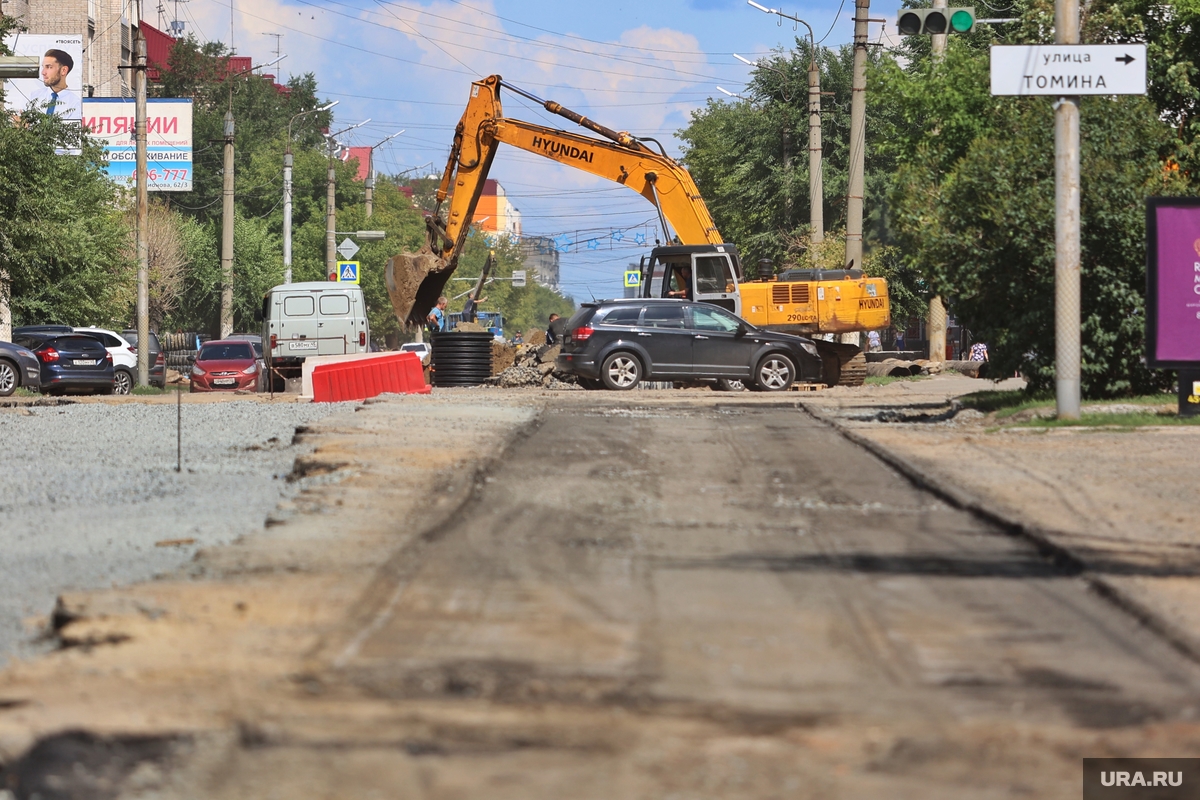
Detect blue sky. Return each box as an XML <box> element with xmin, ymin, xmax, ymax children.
<box><xmin>178</xmin><ymin>0</ymin><xmax>899</xmax><ymax>300</ymax></box>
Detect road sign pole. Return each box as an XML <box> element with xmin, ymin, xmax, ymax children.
<box><xmin>1055</xmin><ymin>0</ymin><xmax>1081</xmax><ymax>419</ymax></box>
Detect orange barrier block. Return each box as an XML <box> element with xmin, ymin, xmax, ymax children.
<box><xmin>311</xmin><ymin>353</ymin><xmax>431</xmax><ymax>402</ymax></box>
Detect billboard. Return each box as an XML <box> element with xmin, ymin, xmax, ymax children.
<box><xmin>2</xmin><ymin>32</ymin><xmax>84</xmax><ymax>121</ymax></box>
<box><xmin>1146</xmin><ymin>198</ymin><xmax>1200</xmax><ymax>367</ymax></box>
<box><xmin>82</xmin><ymin>98</ymin><xmax>193</xmax><ymax>192</ymax></box>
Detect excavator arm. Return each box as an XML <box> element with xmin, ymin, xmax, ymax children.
<box><xmin>386</xmin><ymin>74</ymin><xmax>722</xmax><ymax>328</ymax></box>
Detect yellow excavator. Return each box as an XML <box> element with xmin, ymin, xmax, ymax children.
<box><xmin>386</xmin><ymin>74</ymin><xmax>889</xmax><ymax>385</ymax></box>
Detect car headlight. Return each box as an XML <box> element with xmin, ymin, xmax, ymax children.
<box><xmin>800</xmin><ymin>341</ymin><xmax>819</xmax><ymax>357</ymax></box>
<box><xmin>242</xmin><ymin>363</ymin><xmax>258</xmax><ymax>374</ymax></box>
<box><xmin>191</xmin><ymin>365</ymin><xmax>206</xmax><ymax>376</ymax></box>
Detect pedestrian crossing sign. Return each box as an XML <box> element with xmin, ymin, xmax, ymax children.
<box><xmin>336</xmin><ymin>260</ymin><xmax>360</xmax><ymax>284</ymax></box>
<box><xmin>624</xmin><ymin>270</ymin><xmax>641</xmax><ymax>287</ymax></box>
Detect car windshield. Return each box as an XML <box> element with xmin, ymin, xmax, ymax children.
<box><xmin>199</xmin><ymin>343</ymin><xmax>253</xmax><ymax>361</ymax></box>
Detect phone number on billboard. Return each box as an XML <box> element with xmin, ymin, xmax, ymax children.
<box><xmin>146</xmin><ymin>168</ymin><xmax>190</xmax><ymax>181</ymax></box>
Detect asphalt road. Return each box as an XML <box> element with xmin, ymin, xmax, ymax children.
<box><xmin>297</xmin><ymin>399</ymin><xmax>1200</xmax><ymax>798</ymax></box>
<box><xmin>7</xmin><ymin>392</ymin><xmax>1200</xmax><ymax>798</ymax></box>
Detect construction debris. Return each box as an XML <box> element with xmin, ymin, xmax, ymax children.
<box><xmin>489</xmin><ymin>342</ymin><xmax>581</xmax><ymax>389</ymax></box>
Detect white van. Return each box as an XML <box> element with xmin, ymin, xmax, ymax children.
<box><xmin>260</xmin><ymin>282</ymin><xmax>370</xmax><ymax>383</ymax></box>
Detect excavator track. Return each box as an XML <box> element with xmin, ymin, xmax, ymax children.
<box><xmin>839</xmin><ymin>352</ymin><xmax>868</xmax><ymax>387</ymax></box>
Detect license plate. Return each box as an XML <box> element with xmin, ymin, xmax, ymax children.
<box><xmin>289</xmin><ymin>340</ymin><xmax>318</xmax><ymax>351</ymax></box>
<box><xmin>213</xmin><ymin>378</ymin><xmax>236</xmax><ymax>386</ymax></box>
<box><xmin>72</xmin><ymin>359</ymin><xmax>95</xmax><ymax>366</ymax></box>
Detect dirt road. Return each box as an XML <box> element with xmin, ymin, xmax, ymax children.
<box><xmin>4</xmin><ymin>392</ymin><xmax>1200</xmax><ymax>798</ymax></box>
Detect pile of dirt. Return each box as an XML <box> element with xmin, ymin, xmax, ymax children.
<box><xmin>492</xmin><ymin>341</ymin><xmax>517</xmax><ymax>375</ymax></box>
<box><xmin>489</xmin><ymin>343</ymin><xmax>581</xmax><ymax>390</ymax></box>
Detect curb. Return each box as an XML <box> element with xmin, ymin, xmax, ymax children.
<box><xmin>800</xmin><ymin>401</ymin><xmax>1200</xmax><ymax>668</ymax></box>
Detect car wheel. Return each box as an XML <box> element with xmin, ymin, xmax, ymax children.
<box><xmin>0</xmin><ymin>359</ymin><xmax>18</xmax><ymax>397</ymax></box>
<box><xmin>755</xmin><ymin>353</ymin><xmax>796</xmax><ymax>391</ymax></box>
<box><xmin>714</xmin><ymin>378</ymin><xmax>745</xmax><ymax>392</ymax></box>
<box><xmin>600</xmin><ymin>352</ymin><xmax>642</xmax><ymax>390</ymax></box>
<box><xmin>113</xmin><ymin>369</ymin><xmax>133</xmax><ymax>395</ymax></box>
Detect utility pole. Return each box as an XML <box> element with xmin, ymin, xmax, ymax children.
<box><xmin>135</xmin><ymin>30</ymin><xmax>150</xmax><ymax>385</ymax></box>
<box><xmin>326</xmin><ymin>134</ymin><xmax>337</xmax><ymax>279</ymax></box>
<box><xmin>927</xmin><ymin>0</ymin><xmax>949</xmax><ymax>363</ymax></box>
<box><xmin>1055</xmin><ymin>0</ymin><xmax>1081</xmax><ymax>418</ymax></box>
<box><xmin>220</xmin><ymin>109</ymin><xmax>234</xmax><ymax>339</ymax></box>
<box><xmin>844</xmin><ymin>0</ymin><xmax>870</xmax><ymax>274</ymax></box>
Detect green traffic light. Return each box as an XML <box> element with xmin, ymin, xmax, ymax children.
<box><xmin>950</xmin><ymin>9</ymin><xmax>974</xmax><ymax>31</ymax></box>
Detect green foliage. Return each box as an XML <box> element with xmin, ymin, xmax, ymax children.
<box><xmin>0</xmin><ymin>62</ymin><xmax>133</xmax><ymax>328</ymax></box>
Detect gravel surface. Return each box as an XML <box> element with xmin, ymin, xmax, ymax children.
<box><xmin>0</xmin><ymin>399</ymin><xmax>350</xmax><ymax>665</ymax></box>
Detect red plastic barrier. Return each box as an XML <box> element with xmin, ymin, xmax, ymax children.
<box><xmin>311</xmin><ymin>353</ymin><xmax>431</xmax><ymax>402</ymax></box>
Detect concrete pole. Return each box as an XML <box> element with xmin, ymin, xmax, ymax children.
<box><xmin>1055</xmin><ymin>0</ymin><xmax>1081</xmax><ymax>418</ymax></box>
<box><xmin>365</xmin><ymin>149</ymin><xmax>374</xmax><ymax>219</ymax></box>
<box><xmin>808</xmin><ymin>57</ymin><xmax>824</xmax><ymax>259</ymax></box>
<box><xmin>0</xmin><ymin>274</ymin><xmax>10</xmax><ymax>343</ymax></box>
<box><xmin>927</xmin><ymin>0</ymin><xmax>948</xmax><ymax>363</ymax></box>
<box><xmin>135</xmin><ymin>32</ymin><xmax>150</xmax><ymax>385</ymax></box>
<box><xmin>842</xmin><ymin>0</ymin><xmax>870</xmax><ymax>348</ymax></box>
<box><xmin>220</xmin><ymin>110</ymin><xmax>235</xmax><ymax>339</ymax></box>
<box><xmin>845</xmin><ymin>0</ymin><xmax>869</xmax><ymax>272</ymax></box>
<box><xmin>283</xmin><ymin>147</ymin><xmax>293</xmax><ymax>284</ymax></box>
<box><xmin>326</xmin><ymin>138</ymin><xmax>337</xmax><ymax>279</ymax></box>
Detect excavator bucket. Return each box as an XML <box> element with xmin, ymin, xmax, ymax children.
<box><xmin>386</xmin><ymin>247</ymin><xmax>457</xmax><ymax>330</ymax></box>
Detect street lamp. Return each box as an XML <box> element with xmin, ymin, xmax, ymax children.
<box><xmin>745</xmin><ymin>0</ymin><xmax>825</xmax><ymax>256</ymax></box>
<box><xmin>283</xmin><ymin>99</ymin><xmax>337</xmax><ymax>284</ymax></box>
<box><xmin>326</xmin><ymin>118</ymin><xmax>371</xmax><ymax>278</ymax></box>
<box><xmin>363</xmin><ymin>130</ymin><xmax>404</xmax><ymax>219</ymax></box>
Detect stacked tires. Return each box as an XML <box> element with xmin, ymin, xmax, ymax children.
<box><xmin>160</xmin><ymin>332</ymin><xmax>204</xmax><ymax>373</ymax></box>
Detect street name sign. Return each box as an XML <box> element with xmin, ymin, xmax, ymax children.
<box><xmin>990</xmin><ymin>44</ymin><xmax>1146</xmax><ymax>96</ymax></box>
<box><xmin>337</xmin><ymin>237</ymin><xmax>360</xmax><ymax>260</ymax></box>
<box><xmin>336</xmin><ymin>260</ymin><xmax>360</xmax><ymax>284</ymax></box>
<box><xmin>512</xmin><ymin>270</ymin><xmax>527</xmax><ymax>288</ymax></box>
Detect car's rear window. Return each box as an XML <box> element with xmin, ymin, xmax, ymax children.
<box><xmin>565</xmin><ymin>307</ymin><xmax>595</xmax><ymax>330</ymax></box>
<box><xmin>123</xmin><ymin>331</ymin><xmax>162</xmax><ymax>351</ymax></box>
<box><xmin>57</xmin><ymin>336</ymin><xmax>106</xmax><ymax>350</ymax></box>
<box><xmin>600</xmin><ymin>307</ymin><xmax>642</xmax><ymax>326</ymax></box>
<box><xmin>199</xmin><ymin>343</ymin><xmax>253</xmax><ymax>361</ymax></box>
<box><xmin>284</xmin><ymin>296</ymin><xmax>315</xmax><ymax>316</ymax></box>
<box><xmin>319</xmin><ymin>294</ymin><xmax>351</xmax><ymax>316</ymax></box>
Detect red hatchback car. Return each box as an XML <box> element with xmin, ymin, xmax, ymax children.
<box><xmin>190</xmin><ymin>339</ymin><xmax>260</xmax><ymax>392</ymax></box>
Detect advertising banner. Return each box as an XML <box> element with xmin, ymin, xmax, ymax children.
<box><xmin>81</xmin><ymin>98</ymin><xmax>193</xmax><ymax>192</ymax></box>
<box><xmin>1146</xmin><ymin>198</ymin><xmax>1200</xmax><ymax>367</ymax></box>
<box><xmin>2</xmin><ymin>32</ymin><xmax>84</xmax><ymax>121</ymax></box>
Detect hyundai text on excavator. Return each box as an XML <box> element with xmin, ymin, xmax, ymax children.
<box><xmin>385</xmin><ymin>75</ymin><xmax>890</xmax><ymax>385</ymax></box>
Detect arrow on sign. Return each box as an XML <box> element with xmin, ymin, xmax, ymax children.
<box><xmin>1115</xmin><ymin>54</ymin><xmax>1136</xmax><ymax>64</ymax></box>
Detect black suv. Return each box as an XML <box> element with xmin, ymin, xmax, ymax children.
<box><xmin>556</xmin><ymin>299</ymin><xmax>822</xmax><ymax>391</ymax></box>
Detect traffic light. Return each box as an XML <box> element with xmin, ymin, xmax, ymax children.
<box><xmin>897</xmin><ymin>7</ymin><xmax>976</xmax><ymax>35</ymax></box>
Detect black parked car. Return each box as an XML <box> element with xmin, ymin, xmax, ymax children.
<box><xmin>12</xmin><ymin>332</ymin><xmax>114</xmax><ymax>395</ymax></box>
<box><xmin>0</xmin><ymin>340</ymin><xmax>43</xmax><ymax>396</ymax></box>
<box><xmin>121</xmin><ymin>329</ymin><xmax>166</xmax><ymax>388</ymax></box>
<box><xmin>555</xmin><ymin>298</ymin><xmax>822</xmax><ymax>391</ymax></box>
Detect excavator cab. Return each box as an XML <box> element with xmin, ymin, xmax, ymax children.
<box><xmin>640</xmin><ymin>245</ymin><xmax>743</xmax><ymax>315</ymax></box>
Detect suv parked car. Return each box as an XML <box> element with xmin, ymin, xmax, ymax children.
<box><xmin>75</xmin><ymin>327</ymin><xmax>139</xmax><ymax>394</ymax></box>
<box><xmin>399</xmin><ymin>341</ymin><xmax>431</xmax><ymax>363</ymax></box>
<box><xmin>555</xmin><ymin>298</ymin><xmax>822</xmax><ymax>391</ymax></box>
<box><xmin>121</xmin><ymin>329</ymin><xmax>167</xmax><ymax>389</ymax></box>
<box><xmin>12</xmin><ymin>332</ymin><xmax>114</xmax><ymax>395</ymax></box>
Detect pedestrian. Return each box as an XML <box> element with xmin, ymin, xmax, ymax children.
<box><xmin>461</xmin><ymin>291</ymin><xmax>487</xmax><ymax>323</ymax></box>
<box><xmin>427</xmin><ymin>296</ymin><xmax>448</xmax><ymax>334</ymax></box>
<box><xmin>895</xmin><ymin>329</ymin><xmax>906</xmax><ymax>351</ymax></box>
<box><xmin>513</xmin><ymin>331</ymin><xmax>523</xmax><ymax>345</ymax></box>
<box><xmin>969</xmin><ymin>341</ymin><xmax>989</xmax><ymax>362</ymax></box>
<box><xmin>867</xmin><ymin>329</ymin><xmax>882</xmax><ymax>352</ymax></box>
<box><xmin>546</xmin><ymin>313</ymin><xmax>568</xmax><ymax>345</ymax></box>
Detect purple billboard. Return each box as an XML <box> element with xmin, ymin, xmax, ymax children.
<box><xmin>1146</xmin><ymin>199</ymin><xmax>1200</xmax><ymax>367</ymax></box>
